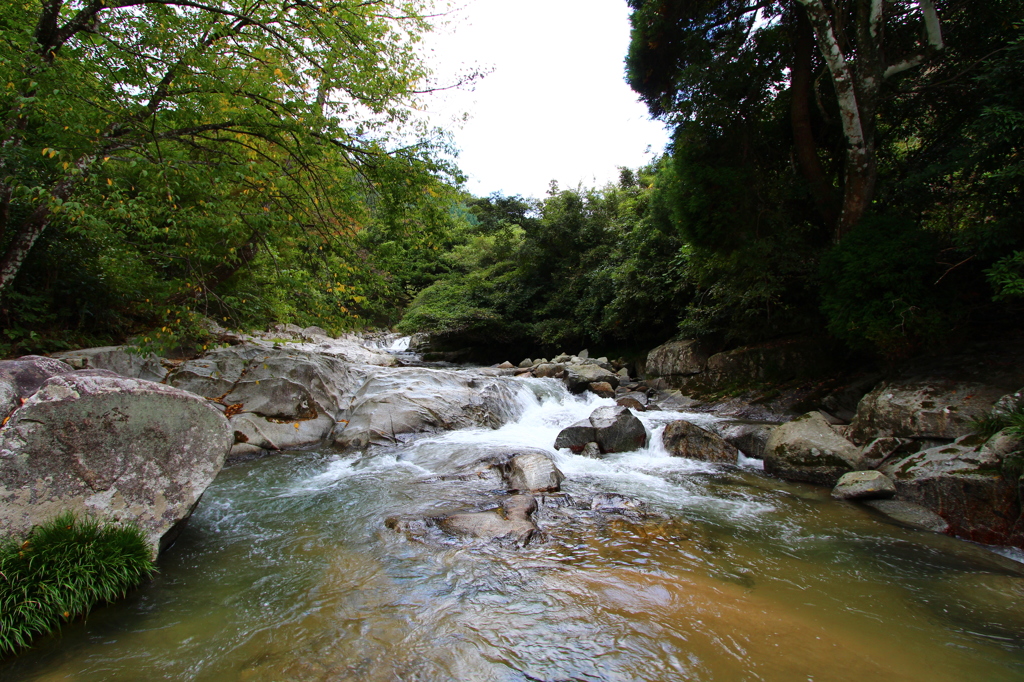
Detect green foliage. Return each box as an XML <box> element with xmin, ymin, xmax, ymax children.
<box><xmin>819</xmin><ymin>215</ymin><xmax>946</xmax><ymax>356</ymax></box>
<box><xmin>0</xmin><ymin>512</ymin><xmax>156</xmax><ymax>656</ymax></box>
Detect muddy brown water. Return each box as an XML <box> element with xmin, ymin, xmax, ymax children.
<box><xmin>4</xmin><ymin>376</ymin><xmax>1024</xmax><ymax>681</ymax></box>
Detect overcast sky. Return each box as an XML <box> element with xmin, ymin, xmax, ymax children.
<box><xmin>418</xmin><ymin>0</ymin><xmax>671</xmax><ymax>199</ymax></box>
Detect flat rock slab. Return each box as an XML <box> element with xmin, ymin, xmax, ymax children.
<box><xmin>863</xmin><ymin>499</ymin><xmax>950</xmax><ymax>534</ymax></box>
<box><xmin>0</xmin><ymin>370</ymin><xmax>232</xmax><ymax>555</ymax></box>
<box><xmin>831</xmin><ymin>470</ymin><xmax>896</xmax><ymax>500</ymax></box>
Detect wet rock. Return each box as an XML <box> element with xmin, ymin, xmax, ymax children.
<box><xmin>591</xmin><ymin>492</ymin><xmax>647</xmax><ymax>514</ymax></box>
<box><xmin>563</xmin><ymin>364</ymin><xmax>619</xmax><ymax>394</ymax></box>
<box><xmin>588</xmin><ymin>381</ymin><xmax>615</xmax><ymax>399</ymax></box>
<box><xmin>437</xmin><ymin>494</ymin><xmax>539</xmax><ymax>546</ymax></box>
<box><xmin>616</xmin><ymin>397</ymin><xmax>646</xmax><ymax>411</ymax></box>
<box><xmin>553</xmin><ymin>419</ymin><xmax>596</xmax><ymax>453</ymax></box>
<box><xmin>336</xmin><ymin>367</ymin><xmax>523</xmax><ymax>449</ymax></box>
<box><xmin>849</xmin><ymin>380</ymin><xmax>1006</xmax><ymax>444</ymax></box>
<box><xmin>877</xmin><ymin>434</ymin><xmax>1019</xmax><ymax>544</ymax></box>
<box><xmin>0</xmin><ymin>370</ymin><xmax>232</xmax><ymax>555</ymax></box>
<box><xmin>52</xmin><ymin>346</ymin><xmax>168</xmax><ymax>382</ymax></box>
<box><xmin>831</xmin><ymin>471</ymin><xmax>896</xmax><ymax>500</ymax></box>
<box><xmin>764</xmin><ymin>411</ymin><xmax>863</xmax><ymax>485</ymax></box>
<box><xmin>714</xmin><ymin>422</ymin><xmax>774</xmax><ymax>460</ymax></box>
<box><xmin>643</xmin><ymin>339</ymin><xmax>710</xmax><ymax>383</ymax></box>
<box><xmin>662</xmin><ymin>420</ymin><xmax>738</xmax><ymax>464</ymax></box>
<box><xmin>501</xmin><ymin>452</ymin><xmax>564</xmax><ymax>493</ymax></box>
<box><xmin>590</xmin><ymin>405</ymin><xmax>648</xmax><ymax>454</ymax></box>
<box><xmin>650</xmin><ymin>390</ymin><xmax>701</xmax><ymax>411</ymax></box>
<box><xmin>863</xmin><ymin>499</ymin><xmax>950</xmax><ymax>534</ymax></box>
<box><xmin>618</xmin><ymin>390</ymin><xmax>648</xmax><ymax>406</ymax></box>
<box><xmin>581</xmin><ymin>442</ymin><xmax>602</xmax><ymax>458</ymax></box>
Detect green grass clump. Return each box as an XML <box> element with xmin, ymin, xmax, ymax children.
<box><xmin>970</xmin><ymin>404</ymin><xmax>1024</xmax><ymax>440</ymax></box>
<box><xmin>0</xmin><ymin>512</ymin><xmax>156</xmax><ymax>656</ymax></box>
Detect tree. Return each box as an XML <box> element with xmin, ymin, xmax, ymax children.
<box><xmin>0</xmin><ymin>0</ymin><xmax>451</xmax><ymax>296</ymax></box>
<box><xmin>626</xmin><ymin>0</ymin><xmax>950</xmax><ymax>241</ymax></box>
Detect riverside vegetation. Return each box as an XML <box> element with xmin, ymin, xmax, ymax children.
<box><xmin>2</xmin><ymin>0</ymin><xmax>1024</xmax><ymax>673</ymax></box>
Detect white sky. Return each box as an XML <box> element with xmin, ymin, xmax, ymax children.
<box><xmin>418</xmin><ymin>0</ymin><xmax>670</xmax><ymax>199</ymax></box>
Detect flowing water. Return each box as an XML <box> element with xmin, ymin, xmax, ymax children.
<box><xmin>5</xmin><ymin>371</ymin><xmax>1024</xmax><ymax>681</ymax></box>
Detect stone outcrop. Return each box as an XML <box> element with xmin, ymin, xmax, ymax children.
<box><xmin>831</xmin><ymin>471</ymin><xmax>896</xmax><ymax>500</ymax></box>
<box><xmin>877</xmin><ymin>434</ymin><xmax>1020</xmax><ymax>544</ymax></box>
<box><xmin>849</xmin><ymin>380</ymin><xmax>1006</xmax><ymax>444</ymax></box>
<box><xmin>0</xmin><ymin>355</ymin><xmax>74</xmax><ymax>408</ymax></box>
<box><xmin>334</xmin><ymin>367</ymin><xmax>523</xmax><ymax>449</ymax></box>
<box><xmin>643</xmin><ymin>340</ymin><xmax>709</xmax><ymax>383</ymax></box>
<box><xmin>763</xmin><ymin>411</ymin><xmax>863</xmax><ymax>485</ymax></box>
<box><xmin>53</xmin><ymin>346</ymin><xmax>168</xmax><ymax>382</ymax></box>
<box><xmin>0</xmin><ymin>370</ymin><xmax>232</xmax><ymax>555</ymax></box>
<box><xmin>662</xmin><ymin>420</ymin><xmax>738</xmax><ymax>464</ymax></box>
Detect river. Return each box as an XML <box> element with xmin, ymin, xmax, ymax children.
<box><xmin>4</xmin><ymin>364</ymin><xmax>1024</xmax><ymax>681</ymax></box>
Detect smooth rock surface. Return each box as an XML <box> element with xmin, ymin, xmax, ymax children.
<box><xmin>0</xmin><ymin>371</ymin><xmax>232</xmax><ymax>554</ymax></box>
<box><xmin>764</xmin><ymin>411</ymin><xmax>863</xmax><ymax>485</ymax></box>
<box><xmin>863</xmin><ymin>499</ymin><xmax>951</xmax><ymax>534</ymax></box>
<box><xmin>553</xmin><ymin>419</ymin><xmax>596</xmax><ymax>453</ymax></box>
<box><xmin>831</xmin><ymin>470</ymin><xmax>897</xmax><ymax>500</ymax></box>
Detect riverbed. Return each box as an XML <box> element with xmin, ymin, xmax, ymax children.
<box><xmin>4</xmin><ymin>372</ymin><xmax>1024</xmax><ymax>681</ymax></box>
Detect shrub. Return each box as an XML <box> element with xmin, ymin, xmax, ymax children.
<box><xmin>0</xmin><ymin>512</ymin><xmax>156</xmax><ymax>656</ymax></box>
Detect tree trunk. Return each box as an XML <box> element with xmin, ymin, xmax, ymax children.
<box><xmin>790</xmin><ymin>4</ymin><xmax>837</xmax><ymax>228</ymax></box>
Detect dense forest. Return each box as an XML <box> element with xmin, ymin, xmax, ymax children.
<box><xmin>1</xmin><ymin>0</ymin><xmax>1022</xmax><ymax>364</ymax></box>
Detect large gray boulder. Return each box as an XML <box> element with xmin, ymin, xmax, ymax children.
<box><xmin>662</xmin><ymin>420</ymin><xmax>738</xmax><ymax>464</ymax></box>
<box><xmin>52</xmin><ymin>346</ymin><xmax>168</xmax><ymax>382</ymax></box>
<box><xmin>703</xmin><ymin>338</ymin><xmax>832</xmax><ymax>387</ymax></box>
<box><xmin>334</xmin><ymin>367</ymin><xmax>523</xmax><ymax>448</ymax></box>
<box><xmin>589</xmin><ymin>405</ymin><xmax>648</xmax><ymax>454</ymax></box>
<box><xmin>877</xmin><ymin>434</ymin><xmax>1019</xmax><ymax>544</ymax></box>
<box><xmin>849</xmin><ymin>379</ymin><xmax>1006</xmax><ymax>444</ymax></box>
<box><xmin>764</xmin><ymin>411</ymin><xmax>863</xmax><ymax>485</ymax></box>
<box><xmin>563</xmin><ymin>364</ymin><xmax>619</xmax><ymax>394</ymax></box>
<box><xmin>553</xmin><ymin>419</ymin><xmax>596</xmax><ymax>452</ymax></box>
<box><xmin>714</xmin><ymin>421</ymin><xmax>775</xmax><ymax>459</ymax></box>
<box><xmin>0</xmin><ymin>370</ymin><xmax>232</xmax><ymax>555</ymax></box>
<box><xmin>644</xmin><ymin>340</ymin><xmax>709</xmax><ymax>382</ymax></box>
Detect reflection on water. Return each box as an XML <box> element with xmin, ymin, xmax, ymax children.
<box><xmin>4</xmin><ymin>377</ymin><xmax>1024</xmax><ymax>681</ymax></box>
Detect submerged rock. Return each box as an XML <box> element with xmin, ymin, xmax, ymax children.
<box><xmin>0</xmin><ymin>370</ymin><xmax>231</xmax><ymax>555</ymax></box>
<box><xmin>662</xmin><ymin>420</ymin><xmax>738</xmax><ymax>464</ymax></box>
<box><xmin>863</xmin><ymin>499</ymin><xmax>950</xmax><ymax>534</ymax></box>
<box><xmin>764</xmin><ymin>411</ymin><xmax>862</xmax><ymax>485</ymax></box>
<box><xmin>831</xmin><ymin>471</ymin><xmax>896</xmax><ymax>500</ymax></box>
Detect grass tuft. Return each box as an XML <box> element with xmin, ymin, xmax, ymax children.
<box><xmin>0</xmin><ymin>512</ymin><xmax>156</xmax><ymax>657</ymax></box>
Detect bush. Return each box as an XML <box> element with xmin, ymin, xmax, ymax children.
<box><xmin>819</xmin><ymin>214</ymin><xmax>946</xmax><ymax>357</ymax></box>
<box><xmin>0</xmin><ymin>512</ymin><xmax>156</xmax><ymax>656</ymax></box>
